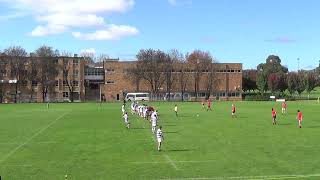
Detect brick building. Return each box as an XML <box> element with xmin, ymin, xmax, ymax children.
<box><xmin>101</xmin><ymin>60</ymin><xmax>243</xmax><ymax>101</ymax></box>
<box><xmin>0</xmin><ymin>55</ymin><xmax>242</xmax><ymax>102</ymax></box>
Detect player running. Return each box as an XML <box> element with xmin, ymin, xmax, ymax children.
<box><xmin>202</xmin><ymin>100</ymin><xmax>205</xmax><ymax>110</ymax></box>
<box><xmin>151</xmin><ymin>112</ymin><xmax>158</xmax><ymax>133</ymax></box>
<box><xmin>207</xmin><ymin>99</ymin><xmax>212</xmax><ymax>111</ymax></box>
<box><xmin>297</xmin><ymin>110</ymin><xmax>303</xmax><ymax>128</ymax></box>
<box><xmin>121</xmin><ymin>104</ymin><xmax>125</xmax><ymax>115</ymax></box>
<box><xmin>156</xmin><ymin>126</ymin><xmax>164</xmax><ymax>151</ymax></box>
<box><xmin>272</xmin><ymin>108</ymin><xmax>277</xmax><ymax>125</ymax></box>
<box><xmin>281</xmin><ymin>102</ymin><xmax>287</xmax><ymax>115</ymax></box>
<box><xmin>231</xmin><ymin>104</ymin><xmax>236</xmax><ymax>118</ymax></box>
<box><xmin>174</xmin><ymin>104</ymin><xmax>178</xmax><ymax>117</ymax></box>
<box><xmin>123</xmin><ymin>112</ymin><xmax>130</xmax><ymax>129</ymax></box>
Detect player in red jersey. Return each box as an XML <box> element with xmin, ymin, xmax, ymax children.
<box><xmin>272</xmin><ymin>108</ymin><xmax>277</xmax><ymax>125</ymax></box>
<box><xmin>297</xmin><ymin>110</ymin><xmax>303</xmax><ymax>128</ymax></box>
<box><xmin>231</xmin><ymin>104</ymin><xmax>237</xmax><ymax>118</ymax></box>
<box><xmin>281</xmin><ymin>102</ymin><xmax>287</xmax><ymax>115</ymax></box>
<box><xmin>207</xmin><ymin>99</ymin><xmax>212</xmax><ymax>111</ymax></box>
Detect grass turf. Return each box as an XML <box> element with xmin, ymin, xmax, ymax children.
<box><xmin>0</xmin><ymin>101</ymin><xmax>320</xmax><ymax>180</ymax></box>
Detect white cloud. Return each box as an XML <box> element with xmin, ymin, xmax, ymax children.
<box><xmin>168</xmin><ymin>0</ymin><xmax>177</xmax><ymax>6</ymax></box>
<box><xmin>1</xmin><ymin>0</ymin><xmax>138</xmax><ymax>39</ymax></box>
<box><xmin>168</xmin><ymin>0</ymin><xmax>192</xmax><ymax>6</ymax></box>
<box><xmin>72</xmin><ymin>24</ymin><xmax>139</xmax><ymax>40</ymax></box>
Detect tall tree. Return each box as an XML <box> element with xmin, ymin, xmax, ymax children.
<box><xmin>35</xmin><ymin>45</ymin><xmax>60</xmax><ymax>102</ymax></box>
<box><xmin>257</xmin><ymin>55</ymin><xmax>288</xmax><ymax>93</ymax></box>
<box><xmin>305</xmin><ymin>72</ymin><xmax>317</xmax><ymax>95</ymax></box>
<box><xmin>287</xmin><ymin>72</ymin><xmax>298</xmax><ymax>95</ymax></box>
<box><xmin>242</xmin><ymin>70</ymin><xmax>257</xmax><ymax>92</ymax></box>
<box><xmin>136</xmin><ymin>49</ymin><xmax>166</xmax><ymax>96</ymax></box>
<box><xmin>62</xmin><ymin>56</ymin><xmax>79</xmax><ymax>102</ymax></box>
<box><xmin>296</xmin><ymin>72</ymin><xmax>306</xmax><ymax>96</ymax></box>
<box><xmin>187</xmin><ymin>50</ymin><xmax>212</xmax><ymax>100</ymax></box>
<box><xmin>27</xmin><ymin>56</ymin><xmax>39</xmax><ymax>102</ymax></box>
<box><xmin>3</xmin><ymin>46</ymin><xmax>27</xmax><ymax>103</ymax></box>
<box><xmin>177</xmin><ymin>53</ymin><xmax>190</xmax><ymax>101</ymax></box>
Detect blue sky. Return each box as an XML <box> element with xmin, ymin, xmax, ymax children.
<box><xmin>0</xmin><ymin>0</ymin><xmax>320</xmax><ymax>70</ymax></box>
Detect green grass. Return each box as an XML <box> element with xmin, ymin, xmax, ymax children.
<box><xmin>0</xmin><ymin>101</ymin><xmax>320</xmax><ymax>180</ymax></box>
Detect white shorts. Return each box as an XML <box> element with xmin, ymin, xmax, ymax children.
<box><xmin>282</xmin><ymin>108</ymin><xmax>286</xmax><ymax>111</ymax></box>
<box><xmin>157</xmin><ymin>138</ymin><xmax>162</xmax><ymax>143</ymax></box>
<box><xmin>152</xmin><ymin>123</ymin><xmax>156</xmax><ymax>127</ymax></box>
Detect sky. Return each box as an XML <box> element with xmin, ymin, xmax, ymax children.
<box><xmin>0</xmin><ymin>0</ymin><xmax>320</xmax><ymax>71</ymax></box>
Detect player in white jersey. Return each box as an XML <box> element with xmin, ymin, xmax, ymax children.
<box><xmin>156</xmin><ymin>126</ymin><xmax>164</xmax><ymax>151</ymax></box>
<box><xmin>123</xmin><ymin>112</ymin><xmax>130</xmax><ymax>129</ymax></box>
<box><xmin>143</xmin><ymin>108</ymin><xmax>148</xmax><ymax>120</ymax></box>
<box><xmin>121</xmin><ymin>104</ymin><xmax>125</xmax><ymax>115</ymax></box>
<box><xmin>151</xmin><ymin>113</ymin><xmax>157</xmax><ymax>133</ymax></box>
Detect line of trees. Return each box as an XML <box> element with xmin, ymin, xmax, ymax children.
<box><xmin>0</xmin><ymin>45</ymin><xmax>78</xmax><ymax>103</ymax></box>
<box><xmin>243</xmin><ymin>55</ymin><xmax>320</xmax><ymax>97</ymax></box>
<box><xmin>126</xmin><ymin>49</ymin><xmax>218</xmax><ymax>101</ymax></box>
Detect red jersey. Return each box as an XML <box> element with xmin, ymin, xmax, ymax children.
<box><xmin>208</xmin><ymin>100</ymin><xmax>211</xmax><ymax>107</ymax></box>
<box><xmin>272</xmin><ymin>110</ymin><xmax>277</xmax><ymax>117</ymax></box>
<box><xmin>282</xmin><ymin>102</ymin><xmax>287</xmax><ymax>108</ymax></box>
<box><xmin>297</xmin><ymin>112</ymin><xmax>303</xmax><ymax>121</ymax></box>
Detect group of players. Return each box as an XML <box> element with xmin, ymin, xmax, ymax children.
<box><xmin>271</xmin><ymin>102</ymin><xmax>303</xmax><ymax>128</ymax></box>
<box><xmin>122</xmin><ymin>100</ymin><xmax>304</xmax><ymax>151</ymax></box>
<box><xmin>122</xmin><ymin>101</ymin><xmax>164</xmax><ymax>151</ymax></box>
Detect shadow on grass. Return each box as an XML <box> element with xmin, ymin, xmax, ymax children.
<box><xmin>130</xmin><ymin>127</ymin><xmax>146</xmax><ymax>130</ymax></box>
<box><xmin>278</xmin><ymin>123</ymin><xmax>292</xmax><ymax>126</ymax></box>
<box><xmin>165</xmin><ymin>149</ymin><xmax>195</xmax><ymax>152</ymax></box>
<box><xmin>307</xmin><ymin>125</ymin><xmax>320</xmax><ymax>128</ymax></box>
<box><xmin>164</xmin><ymin>131</ymin><xmax>179</xmax><ymax>134</ymax></box>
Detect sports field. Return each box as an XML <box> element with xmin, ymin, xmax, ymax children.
<box><xmin>0</xmin><ymin>101</ymin><xmax>320</xmax><ymax>180</ymax></box>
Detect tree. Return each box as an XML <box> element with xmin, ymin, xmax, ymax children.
<box><xmin>256</xmin><ymin>72</ymin><xmax>268</xmax><ymax>94</ymax></box>
<box><xmin>267</xmin><ymin>73</ymin><xmax>287</xmax><ymax>94</ymax></box>
<box><xmin>136</xmin><ymin>49</ymin><xmax>167</xmax><ymax>96</ymax></box>
<box><xmin>166</xmin><ymin>49</ymin><xmax>180</xmax><ymax>101</ymax></box>
<box><xmin>3</xmin><ymin>46</ymin><xmax>27</xmax><ymax>103</ymax></box>
<box><xmin>27</xmin><ymin>56</ymin><xmax>39</xmax><ymax>102</ymax></box>
<box><xmin>0</xmin><ymin>55</ymin><xmax>7</xmax><ymax>103</ymax></box>
<box><xmin>296</xmin><ymin>72</ymin><xmax>306</xmax><ymax>96</ymax></box>
<box><xmin>35</xmin><ymin>45</ymin><xmax>60</xmax><ymax>102</ymax></box>
<box><xmin>287</xmin><ymin>72</ymin><xmax>298</xmax><ymax>95</ymax></box>
<box><xmin>187</xmin><ymin>50</ymin><xmax>212</xmax><ymax>100</ymax></box>
<box><xmin>305</xmin><ymin>72</ymin><xmax>317</xmax><ymax>95</ymax></box>
<box><xmin>62</xmin><ymin>57</ymin><xmax>77</xmax><ymax>102</ymax></box>
<box><xmin>242</xmin><ymin>70</ymin><xmax>257</xmax><ymax>92</ymax></box>
<box><xmin>176</xmin><ymin>53</ymin><xmax>190</xmax><ymax>101</ymax></box>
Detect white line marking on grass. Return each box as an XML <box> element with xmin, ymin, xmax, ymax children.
<box><xmin>129</xmin><ymin>160</ymin><xmax>215</xmax><ymax>164</ymax></box>
<box><xmin>164</xmin><ymin>154</ymin><xmax>179</xmax><ymax>170</ymax></box>
<box><xmin>1</xmin><ymin>164</ymin><xmax>32</xmax><ymax>167</ymax></box>
<box><xmin>0</xmin><ymin>112</ymin><xmax>69</xmax><ymax>164</ymax></box>
<box><xmin>159</xmin><ymin>173</ymin><xmax>320</xmax><ymax>180</ymax></box>
<box><xmin>0</xmin><ymin>141</ymin><xmax>57</xmax><ymax>145</ymax></box>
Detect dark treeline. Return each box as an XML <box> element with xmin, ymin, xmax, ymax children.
<box><xmin>243</xmin><ymin>55</ymin><xmax>320</xmax><ymax>97</ymax></box>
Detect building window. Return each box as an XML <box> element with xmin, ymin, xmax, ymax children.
<box><xmin>63</xmin><ymin>92</ymin><xmax>69</xmax><ymax>98</ymax></box>
<box><xmin>32</xmin><ymin>81</ymin><xmax>38</xmax><ymax>87</ymax></box>
<box><xmin>0</xmin><ymin>69</ymin><xmax>7</xmax><ymax>76</ymax></box>
<box><xmin>106</xmin><ymin>80</ymin><xmax>115</xmax><ymax>84</ymax></box>
<box><xmin>63</xmin><ymin>80</ymin><xmax>68</xmax><ymax>86</ymax></box>
<box><xmin>73</xmin><ymin>70</ymin><xmax>79</xmax><ymax>77</ymax></box>
<box><xmin>73</xmin><ymin>80</ymin><xmax>79</xmax><ymax>87</ymax></box>
<box><xmin>55</xmin><ymin>80</ymin><xmax>59</xmax><ymax>87</ymax></box>
<box><xmin>106</xmin><ymin>69</ymin><xmax>115</xmax><ymax>73</ymax></box>
<box><xmin>63</xmin><ymin>70</ymin><xmax>68</xmax><ymax>77</ymax></box>
<box><xmin>73</xmin><ymin>59</ymin><xmax>79</xmax><ymax>65</ymax></box>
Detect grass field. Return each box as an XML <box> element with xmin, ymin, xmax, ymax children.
<box><xmin>0</xmin><ymin>101</ymin><xmax>320</xmax><ymax>180</ymax></box>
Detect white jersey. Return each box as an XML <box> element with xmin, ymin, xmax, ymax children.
<box><xmin>121</xmin><ymin>105</ymin><xmax>125</xmax><ymax>112</ymax></box>
<box><xmin>156</xmin><ymin>129</ymin><xmax>163</xmax><ymax>139</ymax></box>
<box><xmin>152</xmin><ymin>117</ymin><xmax>157</xmax><ymax>126</ymax></box>
<box><xmin>123</xmin><ymin>114</ymin><xmax>128</xmax><ymax>123</ymax></box>
<box><xmin>174</xmin><ymin>106</ymin><xmax>178</xmax><ymax>112</ymax></box>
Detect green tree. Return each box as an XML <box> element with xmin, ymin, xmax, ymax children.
<box><xmin>287</xmin><ymin>72</ymin><xmax>298</xmax><ymax>95</ymax></box>
<box><xmin>305</xmin><ymin>72</ymin><xmax>317</xmax><ymax>95</ymax></box>
<box><xmin>296</xmin><ymin>72</ymin><xmax>306</xmax><ymax>96</ymax></box>
<box><xmin>256</xmin><ymin>72</ymin><xmax>267</xmax><ymax>94</ymax></box>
